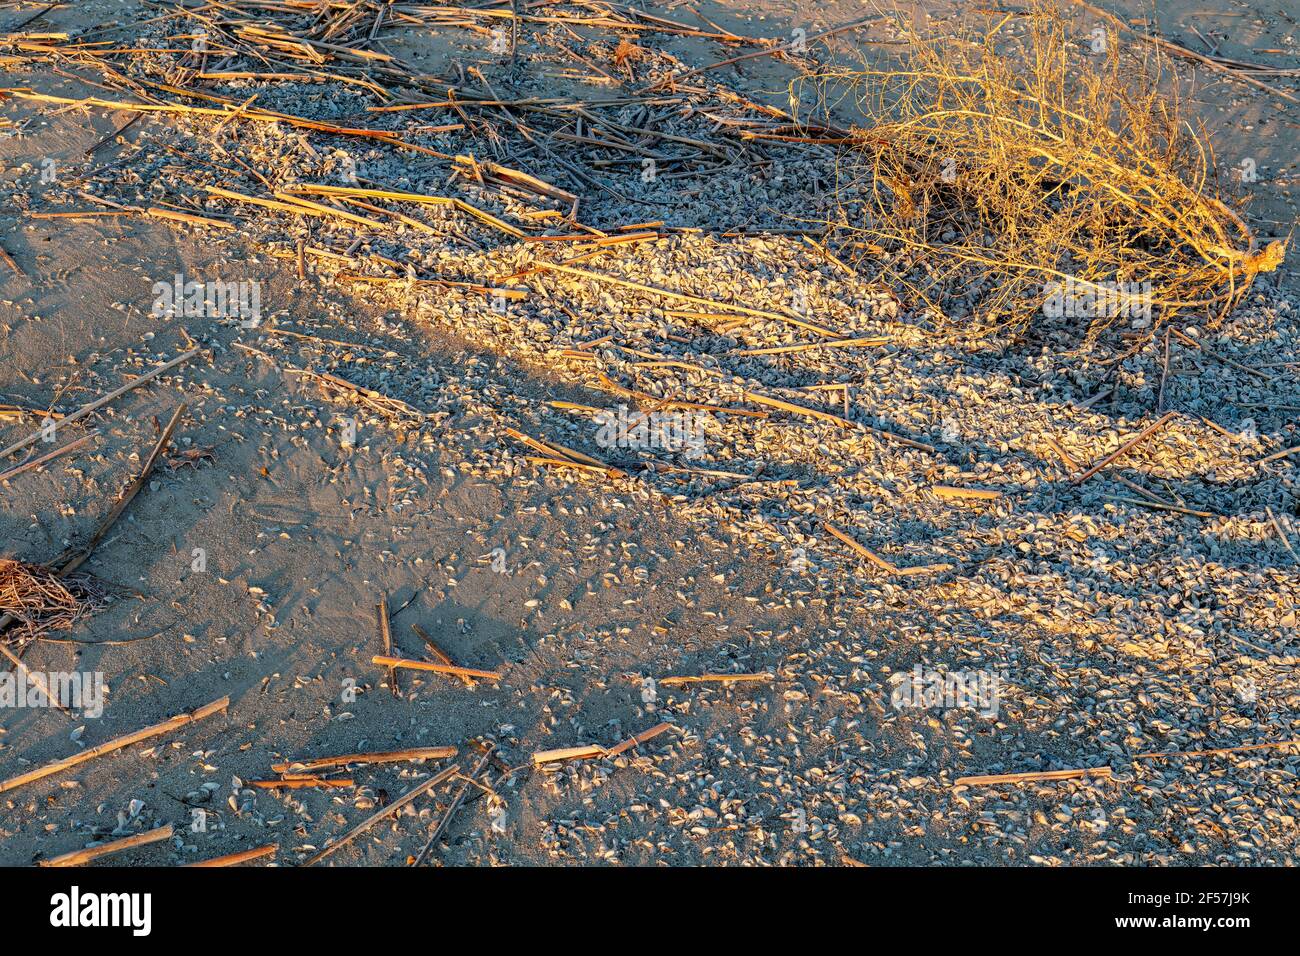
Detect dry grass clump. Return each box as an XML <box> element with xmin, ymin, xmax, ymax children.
<box><xmin>820</xmin><ymin>1</ymin><xmax>1284</xmax><ymax>339</ymax></box>
<box><xmin>0</xmin><ymin>559</ymin><xmax>106</xmax><ymax>641</ymax></box>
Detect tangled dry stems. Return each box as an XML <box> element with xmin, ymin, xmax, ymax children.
<box><xmin>0</xmin><ymin>559</ymin><xmax>107</xmax><ymax>642</ymax></box>
<box><xmin>816</xmin><ymin>1</ymin><xmax>1284</xmax><ymax>339</ymax></box>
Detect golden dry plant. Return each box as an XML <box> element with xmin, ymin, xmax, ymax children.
<box><xmin>813</xmin><ymin>0</ymin><xmax>1285</xmax><ymax>339</ymax></box>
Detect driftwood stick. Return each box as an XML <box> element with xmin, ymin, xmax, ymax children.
<box><xmin>604</xmin><ymin>721</ymin><xmax>674</xmax><ymax>759</ymax></box>
<box><xmin>1259</xmin><ymin>444</ymin><xmax>1300</xmax><ymax>465</ymax></box>
<box><xmin>531</xmin><ymin>744</ymin><xmax>605</xmax><ymax>764</ymax></box>
<box><xmin>39</xmin><ymin>824</ymin><xmax>174</xmax><ymax>867</ymax></box>
<box><xmin>0</xmin><ymin>696</ymin><xmax>230</xmax><ymax>794</ymax></box>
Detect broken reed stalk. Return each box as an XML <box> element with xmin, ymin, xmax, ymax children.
<box><xmin>249</xmin><ymin>776</ymin><xmax>354</xmax><ymax>790</ymax></box>
<box><xmin>287</xmin><ymin>183</ymin><xmax>526</xmax><ymax>238</ymax></box>
<box><xmin>819</xmin><ymin>0</ymin><xmax>1283</xmax><ymax>339</ymax></box>
<box><xmin>821</xmin><ymin>520</ymin><xmax>896</xmax><ymax>572</ymax></box>
<box><xmin>205</xmin><ymin>185</ymin><xmax>386</xmax><ymax>229</ymax></box>
<box><xmin>1170</xmin><ymin>326</ymin><xmax>1274</xmax><ymax>381</ymax></box>
<box><xmin>272</xmin><ymin>746</ymin><xmax>457</xmax><ymax>773</ymax></box>
<box><xmin>1106</xmin><ymin>496</ymin><xmax>1212</xmax><ymax>519</ymax></box>
<box><xmin>0</xmin><ymin>349</ymin><xmax>199</xmax><ymax>462</ymax></box>
<box><xmin>503</xmin><ymin>426</ymin><xmax>610</xmax><ymax>469</ymax></box>
<box><xmin>543</xmin><ymin>262</ymin><xmax>840</xmax><ymax>337</ymax></box>
<box><xmin>1072</xmin><ymin>412</ymin><xmax>1176</xmax><ymax>484</ymax></box>
<box><xmin>931</xmin><ymin>485</ymin><xmax>1003</xmax><ymax>501</ymax></box>
<box><xmin>372</xmin><ymin>654</ymin><xmax>501</xmax><ymax>681</ymax></box>
<box><xmin>1266</xmin><ymin>507</ymin><xmax>1300</xmax><ymax>565</ymax></box>
<box><xmin>232</xmin><ymin>343</ymin><xmax>428</xmax><ymax>421</ymax></box>
<box><xmin>821</xmin><ymin>519</ymin><xmax>951</xmax><ymax>576</ymax></box>
<box><xmin>1045</xmin><ymin>435</ymin><xmax>1175</xmax><ymax>507</ymax></box>
<box><xmin>0</xmin><ymin>89</ymin><xmax>435</xmax><ymax>154</ymax></box>
<box><xmin>595</xmin><ymin>371</ymin><xmax>766</xmax><ymax>419</ymax></box>
<box><xmin>146</xmin><ymin>206</ymin><xmax>235</xmax><ymax>230</ymax></box>
<box><xmin>411</xmin><ymin>747</ymin><xmax>494</xmax><ymax>866</ymax></box>
<box><xmin>39</xmin><ymin>824</ymin><xmax>174</xmax><ymax>867</ymax></box>
<box><xmin>1063</xmin><ymin>0</ymin><xmax>1300</xmax><ymax>104</ymax></box>
<box><xmin>532</xmin><ymin>721</ymin><xmax>672</xmax><ymax>765</ymax></box>
<box><xmin>526</xmin><ymin>455</ymin><xmax>616</xmax><ymax>478</ymax></box>
<box><xmin>646</xmin><ymin>15</ymin><xmax>877</xmax><ymax>91</ymax></box>
<box><xmin>184</xmin><ymin>844</ymin><xmax>277</xmax><ymax>867</ymax></box>
<box><xmin>736</xmin><ymin>336</ymin><xmax>890</xmax><ymax>356</ymax></box>
<box><xmin>0</xmin><ymin>430</ymin><xmax>98</xmax><ymax>483</ymax></box>
<box><xmin>958</xmin><ymin>738</ymin><xmax>1300</xmax><ymax>788</ymax></box>
<box><xmin>1132</xmin><ymin>738</ymin><xmax>1300</xmax><ymax>762</ymax></box>
<box><xmin>659</xmin><ymin>674</ymin><xmax>770</xmax><ymax>685</ymax></box>
<box><xmin>744</xmin><ymin>389</ymin><xmax>934</xmax><ymax>452</ymax></box>
<box><xmin>301</xmin><ymin>763</ymin><xmax>460</xmax><ymax>866</ymax></box>
<box><xmin>954</xmin><ymin>767</ymin><xmax>1114</xmax><ymax>787</ymax></box>
<box><xmin>63</xmin><ymin>404</ymin><xmax>187</xmax><ymax>572</ymax></box>
<box><xmin>410</xmin><ymin>623</ymin><xmax>475</xmax><ymax>686</ymax></box>
<box><xmin>377</xmin><ymin>597</ymin><xmax>398</xmax><ymax>698</ymax></box>
<box><xmin>0</xmin><ymin>696</ymin><xmax>229</xmax><ymax>794</ymax></box>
